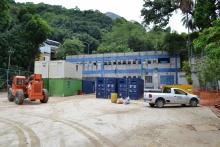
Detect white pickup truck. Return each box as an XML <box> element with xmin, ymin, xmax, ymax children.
<box><xmin>143</xmin><ymin>88</ymin><xmax>199</xmax><ymax>108</ymax></box>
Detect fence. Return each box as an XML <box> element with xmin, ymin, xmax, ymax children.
<box><xmin>194</xmin><ymin>88</ymin><xmax>220</xmax><ymax>117</ymax></box>
<box><xmin>194</xmin><ymin>88</ymin><xmax>220</xmax><ymax>106</ymax></box>
<box><xmin>0</xmin><ymin>68</ymin><xmax>33</xmax><ymax>89</ymax></box>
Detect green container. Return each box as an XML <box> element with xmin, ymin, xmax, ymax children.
<box><xmin>49</xmin><ymin>78</ymin><xmax>82</xmax><ymax>97</ymax></box>
<box><xmin>42</xmin><ymin>78</ymin><xmax>49</xmax><ymax>92</ymax></box>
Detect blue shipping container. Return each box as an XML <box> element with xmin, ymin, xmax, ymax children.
<box><xmin>106</xmin><ymin>78</ymin><xmax>117</xmax><ymax>98</ymax></box>
<box><xmin>117</xmin><ymin>78</ymin><xmax>128</xmax><ymax>98</ymax></box>
<box><xmin>96</xmin><ymin>77</ymin><xmax>106</xmax><ymax>98</ymax></box>
<box><xmin>82</xmin><ymin>80</ymin><xmax>95</xmax><ymax>94</ymax></box>
<box><xmin>128</xmin><ymin>78</ymin><xmax>144</xmax><ymax>100</ymax></box>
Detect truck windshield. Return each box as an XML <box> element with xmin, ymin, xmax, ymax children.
<box><xmin>17</xmin><ymin>79</ymin><xmax>25</xmax><ymax>85</ymax></box>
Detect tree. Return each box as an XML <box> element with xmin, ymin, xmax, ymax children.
<box><xmin>193</xmin><ymin>19</ymin><xmax>220</xmax><ymax>59</ymax></box>
<box><xmin>0</xmin><ymin>0</ymin><xmax>10</xmax><ymax>12</ymax></box>
<box><xmin>56</xmin><ymin>37</ymin><xmax>85</xmax><ymax>59</ymax></box>
<box><xmin>194</xmin><ymin>19</ymin><xmax>220</xmax><ymax>87</ymax></box>
<box><xmin>195</xmin><ymin>58</ymin><xmax>220</xmax><ymax>87</ymax></box>
<box><xmin>17</xmin><ymin>6</ymin><xmax>51</xmax><ymax>71</ymax></box>
<box><xmin>73</xmin><ymin>33</ymin><xmax>99</xmax><ymax>54</ymax></box>
<box><xmin>0</xmin><ymin>0</ymin><xmax>11</xmax><ymax>32</ymax></box>
<box><xmin>141</xmin><ymin>0</ymin><xmax>178</xmax><ymax>28</ymax></box>
<box><xmin>194</xmin><ymin>0</ymin><xmax>217</xmax><ymax>31</ymax></box>
<box><xmin>162</xmin><ymin>33</ymin><xmax>186</xmax><ymax>54</ymax></box>
<box><xmin>141</xmin><ymin>0</ymin><xmax>219</xmax><ymax>32</ymax></box>
<box><xmin>96</xmin><ymin>18</ymin><xmax>150</xmax><ymax>53</ymax></box>
<box><xmin>182</xmin><ymin>60</ymin><xmax>192</xmax><ymax>84</ymax></box>
<box><xmin>94</xmin><ymin>43</ymin><xmax>132</xmax><ymax>54</ymax></box>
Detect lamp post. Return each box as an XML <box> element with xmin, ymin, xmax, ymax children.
<box><xmin>84</xmin><ymin>42</ymin><xmax>90</xmax><ymax>54</ymax></box>
<box><xmin>7</xmin><ymin>49</ymin><xmax>14</xmax><ymax>94</ymax></box>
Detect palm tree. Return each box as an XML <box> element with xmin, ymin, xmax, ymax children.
<box><xmin>177</xmin><ymin>0</ymin><xmax>195</xmax><ymax>62</ymax></box>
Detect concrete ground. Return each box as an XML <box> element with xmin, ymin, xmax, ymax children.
<box><xmin>0</xmin><ymin>92</ymin><xmax>220</xmax><ymax>147</ymax></box>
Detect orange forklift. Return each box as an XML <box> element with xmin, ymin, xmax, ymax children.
<box><xmin>8</xmin><ymin>74</ymin><xmax>49</xmax><ymax>105</ymax></box>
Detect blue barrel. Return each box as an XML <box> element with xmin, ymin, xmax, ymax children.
<box><xmin>96</xmin><ymin>77</ymin><xmax>106</xmax><ymax>98</ymax></box>
<box><xmin>117</xmin><ymin>78</ymin><xmax>128</xmax><ymax>98</ymax></box>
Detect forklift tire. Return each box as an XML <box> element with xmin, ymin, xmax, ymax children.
<box><xmin>8</xmin><ymin>88</ymin><xmax>14</xmax><ymax>102</ymax></box>
<box><xmin>41</xmin><ymin>89</ymin><xmax>49</xmax><ymax>103</ymax></box>
<box><xmin>15</xmin><ymin>90</ymin><xmax>24</xmax><ymax>105</ymax></box>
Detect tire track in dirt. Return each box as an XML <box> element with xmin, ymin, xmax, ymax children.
<box><xmin>0</xmin><ymin>120</ymin><xmax>27</xmax><ymax>147</ymax></box>
<box><xmin>0</xmin><ymin>118</ymin><xmax>40</xmax><ymax>147</ymax></box>
<box><xmin>21</xmin><ymin>113</ymin><xmax>117</xmax><ymax>147</ymax></box>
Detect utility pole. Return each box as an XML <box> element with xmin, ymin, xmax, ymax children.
<box><xmin>84</xmin><ymin>42</ymin><xmax>90</xmax><ymax>54</ymax></box>
<box><xmin>7</xmin><ymin>49</ymin><xmax>14</xmax><ymax>94</ymax></box>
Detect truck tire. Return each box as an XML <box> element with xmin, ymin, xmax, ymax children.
<box><xmin>15</xmin><ymin>90</ymin><xmax>24</xmax><ymax>105</ymax></box>
<box><xmin>8</xmin><ymin>88</ymin><xmax>14</xmax><ymax>102</ymax></box>
<box><xmin>149</xmin><ymin>103</ymin><xmax>155</xmax><ymax>107</ymax></box>
<box><xmin>189</xmin><ymin>99</ymin><xmax>198</xmax><ymax>107</ymax></box>
<box><xmin>41</xmin><ymin>89</ymin><xmax>49</xmax><ymax>103</ymax></box>
<box><xmin>156</xmin><ymin>99</ymin><xmax>165</xmax><ymax>108</ymax></box>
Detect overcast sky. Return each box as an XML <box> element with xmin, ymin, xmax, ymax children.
<box><xmin>15</xmin><ymin>0</ymin><xmax>188</xmax><ymax>33</ymax></box>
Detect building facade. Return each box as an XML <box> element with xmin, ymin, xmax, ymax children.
<box><xmin>39</xmin><ymin>39</ymin><xmax>60</xmax><ymax>61</ymax></box>
<box><xmin>66</xmin><ymin>51</ymin><xmax>188</xmax><ymax>89</ymax></box>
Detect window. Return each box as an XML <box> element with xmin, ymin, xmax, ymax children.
<box><xmin>145</xmin><ymin>76</ymin><xmax>152</xmax><ymax>83</ymax></box>
<box><xmin>76</xmin><ymin>65</ymin><xmax>78</xmax><ymax>71</ymax></box>
<box><xmin>163</xmin><ymin>88</ymin><xmax>171</xmax><ymax>93</ymax></box>
<box><xmin>158</xmin><ymin>58</ymin><xmax>170</xmax><ymax>64</ymax></box>
<box><xmin>174</xmin><ymin>89</ymin><xmax>186</xmax><ymax>95</ymax></box>
<box><xmin>67</xmin><ymin>80</ymin><xmax>70</xmax><ymax>88</ymax></box>
<box><xmin>133</xmin><ymin>60</ymin><xmax>136</xmax><ymax>64</ymax></box>
<box><xmin>153</xmin><ymin>59</ymin><xmax>157</xmax><ymax>64</ymax></box>
<box><xmin>148</xmin><ymin>60</ymin><xmax>151</xmax><ymax>64</ymax></box>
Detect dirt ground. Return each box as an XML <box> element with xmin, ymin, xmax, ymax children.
<box><xmin>0</xmin><ymin>92</ymin><xmax>220</xmax><ymax>147</ymax></box>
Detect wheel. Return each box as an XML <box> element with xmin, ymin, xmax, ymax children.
<box><xmin>149</xmin><ymin>103</ymin><xmax>155</xmax><ymax>107</ymax></box>
<box><xmin>155</xmin><ymin>99</ymin><xmax>164</xmax><ymax>108</ymax></box>
<box><xmin>8</xmin><ymin>88</ymin><xmax>14</xmax><ymax>102</ymax></box>
<box><xmin>40</xmin><ymin>89</ymin><xmax>49</xmax><ymax>103</ymax></box>
<box><xmin>181</xmin><ymin>104</ymin><xmax>186</xmax><ymax>107</ymax></box>
<box><xmin>190</xmin><ymin>99</ymin><xmax>198</xmax><ymax>107</ymax></box>
<box><xmin>14</xmin><ymin>89</ymin><xmax>24</xmax><ymax>105</ymax></box>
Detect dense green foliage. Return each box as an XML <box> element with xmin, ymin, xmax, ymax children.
<box><xmin>1</xmin><ymin>0</ymin><xmax>219</xmax><ymax>89</ymax></box>
<box><xmin>193</xmin><ymin>19</ymin><xmax>220</xmax><ymax>86</ymax></box>
<box><xmin>0</xmin><ymin>0</ymin><xmax>11</xmax><ymax>32</ymax></box>
<box><xmin>193</xmin><ymin>19</ymin><xmax>220</xmax><ymax>59</ymax></box>
<box><xmin>182</xmin><ymin>61</ymin><xmax>192</xmax><ymax>84</ymax></box>
<box><xmin>194</xmin><ymin>0</ymin><xmax>217</xmax><ymax>31</ymax></box>
<box><xmin>162</xmin><ymin>33</ymin><xmax>186</xmax><ymax>54</ymax></box>
<box><xmin>141</xmin><ymin>0</ymin><xmax>219</xmax><ymax>31</ymax></box>
<box><xmin>94</xmin><ymin>19</ymin><xmax>148</xmax><ymax>53</ymax></box>
<box><xmin>56</xmin><ymin>37</ymin><xmax>85</xmax><ymax>59</ymax></box>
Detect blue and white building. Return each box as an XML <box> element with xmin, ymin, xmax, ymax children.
<box><xmin>39</xmin><ymin>39</ymin><xmax>60</xmax><ymax>61</ymax></box>
<box><xmin>66</xmin><ymin>51</ymin><xmax>188</xmax><ymax>89</ymax></box>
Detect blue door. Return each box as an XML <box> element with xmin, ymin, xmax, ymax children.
<box><xmin>160</xmin><ymin>75</ymin><xmax>174</xmax><ymax>85</ymax></box>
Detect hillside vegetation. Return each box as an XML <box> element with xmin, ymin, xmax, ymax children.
<box><xmin>0</xmin><ymin>0</ymin><xmax>219</xmax><ymax>88</ymax></box>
